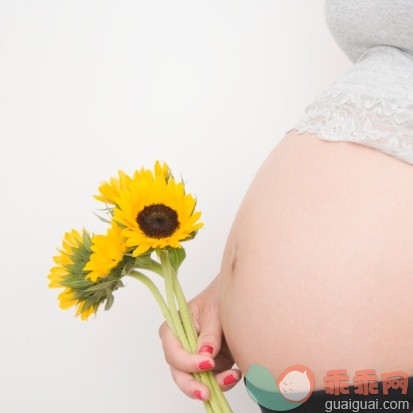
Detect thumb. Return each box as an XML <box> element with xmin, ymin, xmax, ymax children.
<box><xmin>196</xmin><ymin>302</ymin><xmax>222</xmax><ymax>358</ymax></box>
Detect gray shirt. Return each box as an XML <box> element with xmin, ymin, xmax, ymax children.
<box><xmin>294</xmin><ymin>0</ymin><xmax>413</xmax><ymax>164</ymax></box>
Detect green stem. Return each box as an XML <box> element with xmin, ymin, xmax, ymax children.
<box><xmin>158</xmin><ymin>250</ymin><xmax>190</xmax><ymax>351</ymax></box>
<box><xmin>157</xmin><ymin>250</ymin><xmax>218</xmax><ymax>412</ymax></box>
<box><xmin>135</xmin><ymin>255</ymin><xmax>164</xmax><ymax>276</ymax></box>
<box><xmin>172</xmin><ymin>276</ymin><xmax>197</xmax><ymax>350</ymax></box>
<box><xmin>174</xmin><ymin>285</ymin><xmax>224</xmax><ymax>413</ymax></box>
<box><xmin>159</xmin><ymin>249</ymin><xmax>231</xmax><ymax>413</ymax></box>
<box><xmin>203</xmin><ymin>397</ymin><xmax>215</xmax><ymax>413</ymax></box>
<box><xmin>128</xmin><ymin>268</ymin><xmax>214</xmax><ymax>412</ymax></box>
<box><xmin>158</xmin><ymin>250</ymin><xmax>222</xmax><ymax>412</ymax></box>
<box><xmin>127</xmin><ymin>271</ymin><xmax>175</xmax><ymax>334</ymax></box>
<box><xmin>173</xmin><ymin>274</ymin><xmax>233</xmax><ymax>413</ymax></box>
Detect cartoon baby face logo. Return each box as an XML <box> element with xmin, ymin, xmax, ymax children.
<box><xmin>277</xmin><ymin>365</ymin><xmax>315</xmax><ymax>403</ymax></box>
<box><xmin>245</xmin><ymin>364</ymin><xmax>315</xmax><ymax>411</ymax></box>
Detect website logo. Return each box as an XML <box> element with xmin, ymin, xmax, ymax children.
<box><xmin>245</xmin><ymin>364</ymin><xmax>315</xmax><ymax>411</ymax></box>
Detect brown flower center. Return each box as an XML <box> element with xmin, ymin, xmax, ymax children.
<box><xmin>136</xmin><ymin>204</ymin><xmax>180</xmax><ymax>238</ymax></box>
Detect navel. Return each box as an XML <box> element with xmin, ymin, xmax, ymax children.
<box><xmin>231</xmin><ymin>242</ymin><xmax>239</xmax><ymax>273</ymax></box>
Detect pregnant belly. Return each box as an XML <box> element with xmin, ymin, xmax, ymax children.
<box><xmin>219</xmin><ymin>129</ymin><xmax>413</xmax><ymax>389</ymax></box>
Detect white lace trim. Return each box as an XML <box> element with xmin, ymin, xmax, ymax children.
<box><xmin>294</xmin><ymin>87</ymin><xmax>413</xmax><ymax>164</ymax></box>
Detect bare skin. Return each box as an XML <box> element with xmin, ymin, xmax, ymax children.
<box><xmin>159</xmin><ymin>128</ymin><xmax>413</xmax><ymax>401</ymax></box>
<box><xmin>220</xmin><ymin>129</ymin><xmax>413</xmax><ymax>388</ymax></box>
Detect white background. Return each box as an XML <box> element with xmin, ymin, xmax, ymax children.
<box><xmin>0</xmin><ymin>1</ymin><xmax>350</xmax><ymax>412</ymax></box>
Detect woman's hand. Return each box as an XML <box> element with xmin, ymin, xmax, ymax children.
<box><xmin>158</xmin><ymin>273</ymin><xmax>242</xmax><ymax>402</ymax></box>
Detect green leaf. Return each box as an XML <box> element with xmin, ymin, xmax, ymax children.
<box><xmin>121</xmin><ymin>262</ymin><xmax>136</xmax><ymax>277</ymax></box>
<box><xmin>183</xmin><ymin>230</ymin><xmax>198</xmax><ymax>242</ymax></box>
<box><xmin>167</xmin><ymin>248</ymin><xmax>186</xmax><ymax>273</ymax></box>
<box><xmin>79</xmin><ymin>299</ymin><xmax>95</xmax><ymax>313</ymax></box>
<box><xmin>83</xmin><ymin>280</ymin><xmax>116</xmax><ymax>293</ymax></box>
<box><xmin>92</xmin><ymin>211</ymin><xmax>112</xmax><ymax>224</ymax></box>
<box><xmin>81</xmin><ymin>229</ymin><xmax>93</xmax><ymax>250</ymax></box>
<box><xmin>60</xmin><ymin>279</ymin><xmax>90</xmax><ymax>289</ymax></box>
<box><xmin>104</xmin><ymin>289</ymin><xmax>114</xmax><ymax>311</ymax></box>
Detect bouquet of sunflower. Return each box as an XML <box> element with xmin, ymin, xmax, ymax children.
<box><xmin>47</xmin><ymin>161</ymin><xmax>233</xmax><ymax>413</ymax></box>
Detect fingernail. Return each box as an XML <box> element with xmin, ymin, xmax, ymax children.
<box><xmin>193</xmin><ymin>390</ymin><xmax>204</xmax><ymax>400</ymax></box>
<box><xmin>223</xmin><ymin>373</ymin><xmax>237</xmax><ymax>385</ymax></box>
<box><xmin>199</xmin><ymin>345</ymin><xmax>214</xmax><ymax>354</ymax></box>
<box><xmin>199</xmin><ymin>360</ymin><xmax>213</xmax><ymax>370</ymax></box>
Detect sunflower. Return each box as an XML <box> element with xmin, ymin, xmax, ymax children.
<box><xmin>94</xmin><ymin>161</ymin><xmax>171</xmax><ymax>206</ymax></box>
<box><xmin>137</xmin><ymin>160</ymin><xmax>171</xmax><ymax>183</ymax></box>
<box><xmin>83</xmin><ymin>223</ymin><xmax>127</xmax><ymax>283</ymax></box>
<box><xmin>58</xmin><ymin>289</ymin><xmax>96</xmax><ymax>320</ymax></box>
<box><xmin>94</xmin><ymin>170</ymin><xmax>133</xmax><ymax>206</ymax></box>
<box><xmin>48</xmin><ymin>229</ymin><xmax>96</xmax><ymax>320</ymax></box>
<box><xmin>113</xmin><ymin>166</ymin><xmax>203</xmax><ymax>257</ymax></box>
<box><xmin>48</xmin><ymin>228</ymin><xmax>124</xmax><ymax>320</ymax></box>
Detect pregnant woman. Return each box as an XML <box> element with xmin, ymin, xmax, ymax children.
<box><xmin>158</xmin><ymin>1</ymin><xmax>413</xmax><ymax>412</ymax></box>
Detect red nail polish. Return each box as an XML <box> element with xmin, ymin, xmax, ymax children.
<box><xmin>199</xmin><ymin>360</ymin><xmax>213</xmax><ymax>370</ymax></box>
<box><xmin>223</xmin><ymin>374</ymin><xmax>237</xmax><ymax>385</ymax></box>
<box><xmin>193</xmin><ymin>390</ymin><xmax>203</xmax><ymax>400</ymax></box>
<box><xmin>199</xmin><ymin>345</ymin><xmax>214</xmax><ymax>354</ymax></box>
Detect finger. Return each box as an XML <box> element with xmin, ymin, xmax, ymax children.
<box><xmin>196</xmin><ymin>302</ymin><xmax>222</xmax><ymax>358</ymax></box>
<box><xmin>169</xmin><ymin>366</ymin><xmax>211</xmax><ymax>401</ymax></box>
<box><xmin>213</xmin><ymin>368</ymin><xmax>243</xmax><ymax>391</ymax></box>
<box><xmin>159</xmin><ymin>321</ymin><xmax>216</xmax><ymax>373</ymax></box>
